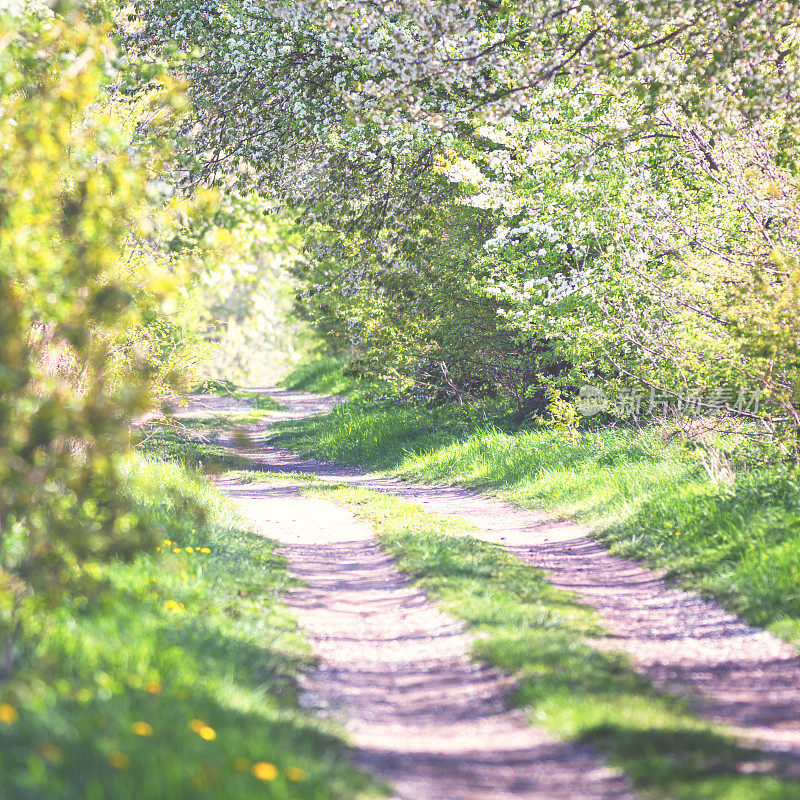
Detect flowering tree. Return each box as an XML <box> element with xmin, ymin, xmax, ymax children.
<box><xmin>129</xmin><ymin>0</ymin><xmax>800</xmax><ymax>450</ymax></box>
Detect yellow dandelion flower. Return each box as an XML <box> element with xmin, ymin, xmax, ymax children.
<box><xmin>191</xmin><ymin>529</ymin><xmax>196</xmax><ymax>533</ymax></box>
<box><xmin>0</xmin><ymin>703</ymin><xmax>18</xmax><ymax>724</ymax></box>
<box><xmin>286</xmin><ymin>766</ymin><xmax>306</xmax><ymax>781</ymax></box>
<box><xmin>173</xmin><ymin>547</ymin><xmax>182</xmax><ymax>554</ymax></box>
<box><xmin>234</xmin><ymin>757</ymin><xmax>249</xmax><ymax>771</ymax></box>
<box><xmin>145</xmin><ymin>681</ymin><xmax>162</xmax><ymax>695</ymax></box>
<box><xmin>132</xmin><ymin>721</ymin><xmax>153</xmax><ymax>737</ymax></box>
<box><xmin>199</xmin><ymin>547</ymin><xmax>211</xmax><ymax>554</ymax></box>
<box><xmin>108</xmin><ymin>751</ymin><xmax>130</xmax><ymax>769</ymax></box>
<box><xmin>198</xmin><ymin>725</ymin><xmax>216</xmax><ymax>741</ymax></box>
<box><xmin>163</xmin><ymin>540</ymin><xmax>172</xmax><ymax>546</ymax></box>
<box><xmin>164</xmin><ymin>600</ymin><xmax>185</xmax><ymax>613</ymax></box>
<box><xmin>185</xmin><ymin>547</ymin><xmax>194</xmax><ymax>553</ymax></box>
<box><xmin>252</xmin><ymin>762</ymin><xmax>278</xmax><ymax>781</ymax></box>
<box><xmin>189</xmin><ymin>719</ymin><xmax>205</xmax><ymax>733</ymax></box>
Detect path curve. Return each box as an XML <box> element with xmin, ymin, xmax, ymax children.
<box><xmin>209</xmin><ymin>387</ymin><xmax>800</xmax><ymax>763</ymax></box>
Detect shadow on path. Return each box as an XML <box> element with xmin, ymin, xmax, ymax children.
<box><xmin>210</xmin><ymin>389</ymin><xmax>800</xmax><ymax>763</ymax></box>
<box><xmin>221</xmin><ymin>475</ymin><xmax>635</xmax><ymax>800</ymax></box>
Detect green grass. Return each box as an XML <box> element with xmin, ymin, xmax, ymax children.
<box><xmin>268</xmin><ymin>399</ymin><xmax>800</xmax><ymax>647</ymax></box>
<box><xmin>280</xmin><ymin>356</ymin><xmax>351</xmax><ymax>394</ymax></box>
<box><xmin>133</xmin><ymin>422</ymin><xmax>251</xmax><ymax>472</ymax></box>
<box><xmin>172</xmin><ymin>410</ymin><xmax>278</xmax><ymax>427</ymax></box>
<box><xmin>280</xmin><ymin>356</ymin><xmax>376</xmax><ymax>397</ymax></box>
<box><xmin>267</xmin><ymin>477</ymin><xmax>800</xmax><ymax>800</ymax></box>
<box><xmin>230</xmin><ymin>390</ymin><xmax>284</xmax><ymax>411</ymax></box>
<box><xmin>0</xmin><ymin>455</ymin><xmax>383</xmax><ymax>800</ymax></box>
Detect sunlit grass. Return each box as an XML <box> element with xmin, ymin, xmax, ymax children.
<box><xmin>285</xmin><ymin>479</ymin><xmax>800</xmax><ymax>800</ymax></box>
<box><xmin>268</xmin><ymin>399</ymin><xmax>800</xmax><ymax>647</ymax></box>
<box><xmin>0</xmin><ymin>454</ymin><xmax>383</xmax><ymax>800</ymax></box>
<box><xmin>281</xmin><ymin>356</ymin><xmax>378</xmax><ymax>397</ymax></box>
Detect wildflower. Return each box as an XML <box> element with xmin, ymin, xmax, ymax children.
<box><xmin>286</xmin><ymin>766</ymin><xmax>306</xmax><ymax>781</ymax></box>
<box><xmin>252</xmin><ymin>762</ymin><xmax>278</xmax><ymax>781</ymax></box>
<box><xmin>108</xmin><ymin>751</ymin><xmax>130</xmax><ymax>769</ymax></box>
<box><xmin>0</xmin><ymin>703</ymin><xmax>18</xmax><ymax>724</ymax></box>
<box><xmin>145</xmin><ymin>681</ymin><xmax>162</xmax><ymax>694</ymax></box>
<box><xmin>164</xmin><ymin>600</ymin><xmax>185</xmax><ymax>613</ymax></box>
<box><xmin>163</xmin><ymin>540</ymin><xmax>172</xmax><ymax>546</ymax></box>
<box><xmin>173</xmin><ymin>547</ymin><xmax>182</xmax><ymax>554</ymax></box>
<box><xmin>198</xmin><ymin>725</ymin><xmax>216</xmax><ymax>741</ymax></box>
<box><xmin>199</xmin><ymin>547</ymin><xmax>211</xmax><ymax>554</ymax></box>
<box><xmin>132</xmin><ymin>721</ymin><xmax>153</xmax><ymax>736</ymax></box>
<box><xmin>185</xmin><ymin>547</ymin><xmax>194</xmax><ymax>553</ymax></box>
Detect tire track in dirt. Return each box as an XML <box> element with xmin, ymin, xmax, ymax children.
<box><xmin>182</xmin><ymin>388</ymin><xmax>800</xmax><ymax>789</ymax></box>
<box><xmin>220</xmin><ymin>389</ymin><xmax>800</xmax><ymax>766</ymax></box>
<box><xmin>219</xmin><ymin>477</ymin><xmax>635</xmax><ymax>800</ymax></box>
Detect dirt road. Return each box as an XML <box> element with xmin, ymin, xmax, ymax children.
<box><xmin>184</xmin><ymin>388</ymin><xmax>800</xmax><ymax>796</ymax></box>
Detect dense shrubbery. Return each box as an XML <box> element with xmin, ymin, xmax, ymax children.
<box><xmin>0</xmin><ymin>1</ymin><xmax>288</xmax><ymax>679</ymax></box>
<box><xmin>0</xmin><ymin>3</ymin><xmax>171</xmax><ymax>674</ymax></box>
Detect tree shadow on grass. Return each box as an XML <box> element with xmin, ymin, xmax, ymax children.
<box><xmin>588</xmin><ymin>725</ymin><xmax>800</xmax><ymax>799</ymax></box>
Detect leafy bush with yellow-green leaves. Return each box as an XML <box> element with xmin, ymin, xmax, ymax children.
<box><xmin>0</xmin><ymin>1</ymin><xmax>190</xmax><ymax>672</ymax></box>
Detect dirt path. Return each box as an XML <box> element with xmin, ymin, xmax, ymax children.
<box><xmin>219</xmin><ymin>476</ymin><xmax>634</xmax><ymax>800</ymax></box>
<box><xmin>181</xmin><ymin>387</ymin><xmax>800</xmax><ymax>795</ymax></box>
<box><xmin>199</xmin><ymin>388</ymin><xmax>800</xmax><ymax>764</ymax></box>
<box><xmin>180</xmin><ymin>391</ymin><xmax>636</xmax><ymax>797</ymax></box>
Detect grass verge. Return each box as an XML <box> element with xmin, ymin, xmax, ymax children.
<box><xmin>259</xmin><ymin>475</ymin><xmax>799</xmax><ymax>800</ymax></box>
<box><xmin>268</xmin><ymin>399</ymin><xmax>800</xmax><ymax>647</ymax></box>
<box><xmin>0</xmin><ymin>453</ymin><xmax>382</xmax><ymax>800</ymax></box>
<box><xmin>280</xmin><ymin>356</ymin><xmax>378</xmax><ymax>397</ymax></box>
